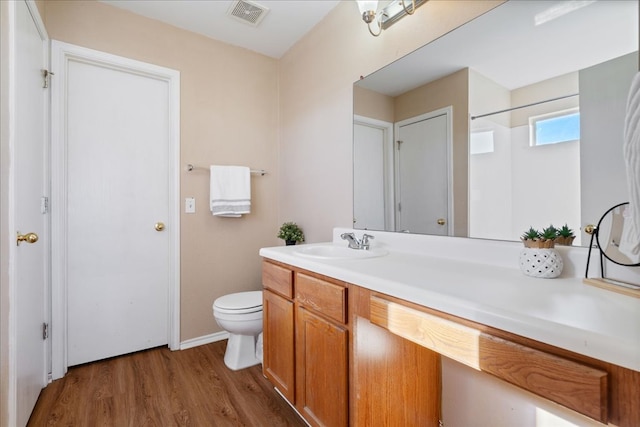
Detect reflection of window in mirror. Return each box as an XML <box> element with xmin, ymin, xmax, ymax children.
<box><xmin>470</xmin><ymin>130</ymin><xmax>494</xmax><ymax>154</ymax></box>
<box><xmin>529</xmin><ymin>108</ymin><xmax>580</xmax><ymax>146</ymax></box>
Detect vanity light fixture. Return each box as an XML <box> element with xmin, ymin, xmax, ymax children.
<box><xmin>356</xmin><ymin>0</ymin><xmax>426</xmax><ymax>37</ymax></box>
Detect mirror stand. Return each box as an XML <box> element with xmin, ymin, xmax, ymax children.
<box><xmin>583</xmin><ymin>202</ymin><xmax>640</xmax><ymax>298</ymax></box>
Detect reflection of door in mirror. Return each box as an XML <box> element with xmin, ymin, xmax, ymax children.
<box><xmin>396</xmin><ymin>109</ymin><xmax>451</xmax><ymax>235</ymax></box>
<box><xmin>353</xmin><ymin>116</ymin><xmax>394</xmax><ymax>230</ymax></box>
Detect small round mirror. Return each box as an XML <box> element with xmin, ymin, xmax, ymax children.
<box><xmin>595</xmin><ymin>202</ymin><xmax>640</xmax><ymax>266</ymax></box>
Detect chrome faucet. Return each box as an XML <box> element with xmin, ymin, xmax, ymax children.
<box><xmin>340</xmin><ymin>232</ymin><xmax>375</xmax><ymax>250</ymax></box>
<box><xmin>340</xmin><ymin>233</ymin><xmax>360</xmax><ymax>249</ymax></box>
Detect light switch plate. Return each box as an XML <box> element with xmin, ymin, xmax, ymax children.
<box><xmin>185</xmin><ymin>197</ymin><xmax>195</xmax><ymax>213</ymax></box>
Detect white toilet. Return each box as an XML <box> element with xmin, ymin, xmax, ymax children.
<box><xmin>212</xmin><ymin>290</ymin><xmax>263</xmax><ymax>371</ymax></box>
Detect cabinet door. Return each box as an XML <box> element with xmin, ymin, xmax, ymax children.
<box><xmin>296</xmin><ymin>307</ymin><xmax>348</xmax><ymax>427</ymax></box>
<box><xmin>263</xmin><ymin>289</ymin><xmax>295</xmax><ymax>403</ymax></box>
<box><xmin>352</xmin><ymin>316</ymin><xmax>441</xmax><ymax>426</ymax></box>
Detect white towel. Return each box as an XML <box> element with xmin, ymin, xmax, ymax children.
<box><xmin>210</xmin><ymin>165</ymin><xmax>251</xmax><ymax>217</ymax></box>
<box><xmin>620</xmin><ymin>72</ymin><xmax>640</xmax><ymax>257</ymax></box>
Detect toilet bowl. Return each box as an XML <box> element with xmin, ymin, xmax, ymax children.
<box><xmin>212</xmin><ymin>291</ymin><xmax>263</xmax><ymax>371</ymax></box>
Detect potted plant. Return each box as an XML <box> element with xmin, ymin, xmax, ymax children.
<box><xmin>519</xmin><ymin>225</ymin><xmax>563</xmax><ymax>278</ymax></box>
<box><xmin>521</xmin><ymin>227</ymin><xmax>541</xmax><ymax>248</ymax></box>
<box><xmin>277</xmin><ymin>222</ymin><xmax>305</xmax><ymax>246</ymax></box>
<box><xmin>555</xmin><ymin>224</ymin><xmax>575</xmax><ymax>246</ymax></box>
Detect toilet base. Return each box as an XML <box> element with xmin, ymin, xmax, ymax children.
<box><xmin>224</xmin><ymin>333</ymin><xmax>260</xmax><ymax>371</ymax></box>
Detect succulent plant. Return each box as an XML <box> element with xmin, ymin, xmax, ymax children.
<box><xmin>521</xmin><ymin>227</ymin><xmax>540</xmax><ymax>241</ymax></box>
<box><xmin>557</xmin><ymin>224</ymin><xmax>575</xmax><ymax>238</ymax></box>
<box><xmin>540</xmin><ymin>225</ymin><xmax>558</xmax><ymax>241</ymax></box>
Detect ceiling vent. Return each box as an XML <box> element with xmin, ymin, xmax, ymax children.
<box><xmin>227</xmin><ymin>0</ymin><xmax>270</xmax><ymax>27</ymax></box>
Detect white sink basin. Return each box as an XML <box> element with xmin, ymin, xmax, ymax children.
<box><xmin>294</xmin><ymin>245</ymin><xmax>388</xmax><ymax>260</ymax></box>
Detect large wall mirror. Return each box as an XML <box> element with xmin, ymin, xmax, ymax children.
<box><xmin>353</xmin><ymin>0</ymin><xmax>638</xmax><ymax>246</ymax></box>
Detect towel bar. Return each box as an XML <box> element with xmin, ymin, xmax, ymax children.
<box><xmin>186</xmin><ymin>164</ymin><xmax>267</xmax><ymax>176</ymax></box>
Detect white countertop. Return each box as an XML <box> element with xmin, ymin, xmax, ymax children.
<box><xmin>260</xmin><ymin>229</ymin><xmax>640</xmax><ymax>372</ymax></box>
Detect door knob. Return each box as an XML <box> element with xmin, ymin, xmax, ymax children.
<box><xmin>437</xmin><ymin>218</ymin><xmax>446</xmax><ymax>226</ymax></box>
<box><xmin>154</xmin><ymin>222</ymin><xmax>165</xmax><ymax>232</ymax></box>
<box><xmin>16</xmin><ymin>232</ymin><xmax>38</xmax><ymax>246</ymax></box>
<box><xmin>584</xmin><ymin>224</ymin><xmax>596</xmax><ymax>235</ymax></box>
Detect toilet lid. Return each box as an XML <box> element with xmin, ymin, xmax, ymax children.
<box><xmin>214</xmin><ymin>291</ymin><xmax>263</xmax><ymax>313</ymax></box>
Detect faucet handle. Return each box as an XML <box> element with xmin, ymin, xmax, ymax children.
<box><xmin>361</xmin><ymin>234</ymin><xmax>374</xmax><ymax>249</ymax></box>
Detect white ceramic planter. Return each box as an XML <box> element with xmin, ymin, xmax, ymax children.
<box><xmin>518</xmin><ymin>248</ymin><xmax>563</xmax><ymax>278</ymax></box>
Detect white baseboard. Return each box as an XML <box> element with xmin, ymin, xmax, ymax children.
<box><xmin>180</xmin><ymin>331</ymin><xmax>229</xmax><ymax>350</ymax></box>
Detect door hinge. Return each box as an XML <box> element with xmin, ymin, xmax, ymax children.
<box><xmin>397</xmin><ymin>140</ymin><xmax>403</xmax><ymax>150</ymax></box>
<box><xmin>42</xmin><ymin>323</ymin><xmax>49</xmax><ymax>340</ymax></box>
<box><xmin>41</xmin><ymin>196</ymin><xmax>49</xmax><ymax>214</ymax></box>
<box><xmin>42</xmin><ymin>69</ymin><xmax>54</xmax><ymax>89</ymax></box>
<box><xmin>439</xmin><ymin>420</ymin><xmax>444</xmax><ymax>427</ymax></box>
<box><xmin>398</xmin><ymin>202</ymin><xmax>402</xmax><ymax>212</ymax></box>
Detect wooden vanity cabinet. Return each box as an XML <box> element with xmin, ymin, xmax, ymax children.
<box><xmin>262</xmin><ymin>261</ymin><xmax>349</xmax><ymax>427</ymax></box>
<box><xmin>263</xmin><ymin>258</ymin><xmax>640</xmax><ymax>427</ymax></box>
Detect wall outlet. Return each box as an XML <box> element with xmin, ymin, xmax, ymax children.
<box><xmin>185</xmin><ymin>197</ymin><xmax>196</xmax><ymax>213</ymax></box>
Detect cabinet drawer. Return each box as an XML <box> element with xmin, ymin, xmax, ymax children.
<box><xmin>262</xmin><ymin>261</ymin><xmax>293</xmax><ymax>299</ymax></box>
<box><xmin>296</xmin><ymin>273</ymin><xmax>346</xmax><ymax>324</ymax></box>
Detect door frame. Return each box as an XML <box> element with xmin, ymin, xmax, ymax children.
<box><xmin>1</xmin><ymin>0</ymin><xmax>49</xmax><ymax>423</ymax></box>
<box><xmin>50</xmin><ymin>41</ymin><xmax>181</xmax><ymax>379</ymax></box>
<box><xmin>353</xmin><ymin>115</ymin><xmax>395</xmax><ymax>231</ymax></box>
<box><xmin>394</xmin><ymin>106</ymin><xmax>454</xmax><ymax>235</ymax></box>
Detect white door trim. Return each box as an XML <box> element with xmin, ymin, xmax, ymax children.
<box><xmin>394</xmin><ymin>106</ymin><xmax>454</xmax><ymax>235</ymax></box>
<box><xmin>50</xmin><ymin>41</ymin><xmax>181</xmax><ymax>379</ymax></box>
<box><xmin>353</xmin><ymin>115</ymin><xmax>395</xmax><ymax>230</ymax></box>
<box><xmin>4</xmin><ymin>0</ymin><xmax>50</xmax><ymax>423</ymax></box>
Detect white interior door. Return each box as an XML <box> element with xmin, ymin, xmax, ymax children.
<box><xmin>396</xmin><ymin>111</ymin><xmax>450</xmax><ymax>235</ymax></box>
<box><xmin>353</xmin><ymin>117</ymin><xmax>393</xmax><ymax>231</ymax></box>
<box><xmin>51</xmin><ymin>41</ymin><xmax>180</xmax><ymax>370</ymax></box>
<box><xmin>13</xmin><ymin>1</ymin><xmax>49</xmax><ymax>425</ymax></box>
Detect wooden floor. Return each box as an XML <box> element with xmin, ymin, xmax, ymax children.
<box><xmin>28</xmin><ymin>341</ymin><xmax>306</xmax><ymax>426</ymax></box>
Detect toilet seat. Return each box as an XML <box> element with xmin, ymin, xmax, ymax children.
<box><xmin>213</xmin><ymin>291</ymin><xmax>263</xmax><ymax>315</ymax></box>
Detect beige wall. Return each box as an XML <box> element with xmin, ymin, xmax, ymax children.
<box><xmin>353</xmin><ymin>86</ymin><xmax>394</xmax><ymax>122</ymax></box>
<box><xmin>469</xmin><ymin>68</ymin><xmax>511</xmax><ymax>128</ymax></box>
<box><xmin>42</xmin><ymin>0</ymin><xmax>280</xmax><ymax>341</ymax></box>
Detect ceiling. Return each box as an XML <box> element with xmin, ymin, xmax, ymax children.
<box><xmin>99</xmin><ymin>0</ymin><xmax>341</xmax><ymax>58</ymax></box>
